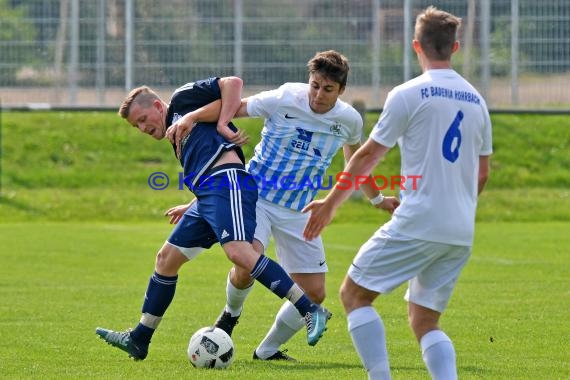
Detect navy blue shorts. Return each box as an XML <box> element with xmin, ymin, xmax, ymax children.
<box><xmin>167</xmin><ymin>164</ymin><xmax>258</xmax><ymax>252</ymax></box>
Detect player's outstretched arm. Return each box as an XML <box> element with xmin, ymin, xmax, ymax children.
<box><xmin>302</xmin><ymin>199</ymin><xmax>336</xmax><ymax>241</ymax></box>
<box><xmin>342</xmin><ymin>143</ymin><xmax>399</xmax><ymax>214</ymax></box>
<box><xmin>303</xmin><ymin>138</ymin><xmax>390</xmax><ymax>240</ymax></box>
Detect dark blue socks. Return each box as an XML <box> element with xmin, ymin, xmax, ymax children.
<box><xmin>130</xmin><ymin>272</ymin><xmax>178</xmax><ymax>344</ymax></box>
<box><xmin>250</xmin><ymin>255</ymin><xmax>317</xmax><ymax>315</ymax></box>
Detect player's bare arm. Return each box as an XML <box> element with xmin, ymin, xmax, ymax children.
<box><xmin>166</xmin><ymin>77</ymin><xmax>244</xmax><ymax>148</ymax></box>
<box><xmin>217</xmin><ymin>77</ymin><xmax>249</xmax><ymax>145</ymax></box>
<box><xmin>214</xmin><ymin>98</ymin><xmax>250</xmax><ymax>145</ymax></box>
<box><xmin>303</xmin><ymin>138</ymin><xmax>390</xmax><ymax>240</ymax></box>
<box><xmin>218</xmin><ymin>76</ymin><xmax>243</xmax><ymax>126</ymax></box>
<box><xmin>166</xmin><ymin>94</ymin><xmax>249</xmax><ymax>147</ymax></box>
<box><xmin>478</xmin><ymin>155</ymin><xmax>491</xmax><ymax>194</ymax></box>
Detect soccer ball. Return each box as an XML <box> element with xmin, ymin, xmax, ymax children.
<box><xmin>187</xmin><ymin>326</ymin><xmax>235</xmax><ymax>369</ymax></box>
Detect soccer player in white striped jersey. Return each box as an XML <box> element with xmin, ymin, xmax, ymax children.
<box><xmin>303</xmin><ymin>7</ymin><xmax>492</xmax><ymax>379</ymax></box>
<box><xmin>166</xmin><ymin>50</ymin><xmax>399</xmax><ymax>361</ymax></box>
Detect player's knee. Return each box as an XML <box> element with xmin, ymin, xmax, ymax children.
<box><xmin>408</xmin><ymin>313</ymin><xmax>435</xmax><ymax>331</ymax></box>
<box><xmin>339</xmin><ymin>281</ymin><xmax>370</xmax><ymax>312</ymax></box>
<box><xmin>222</xmin><ymin>241</ymin><xmax>259</xmax><ymax>270</ymax></box>
<box><xmin>223</xmin><ymin>246</ymin><xmax>244</xmax><ymax>266</ymax></box>
<box><xmin>339</xmin><ymin>283</ymin><xmax>352</xmax><ymax>309</ymax></box>
<box><xmin>155</xmin><ymin>248</ymin><xmax>169</xmax><ymax>271</ymax></box>
<box><xmin>231</xmin><ymin>266</ymin><xmax>253</xmax><ymax>288</ymax></box>
<box><xmin>224</xmin><ymin>250</ymin><xmax>238</xmax><ymax>264</ymax></box>
<box><xmin>408</xmin><ymin>309</ymin><xmax>440</xmax><ymax>341</ymax></box>
<box><xmin>252</xmin><ymin>239</ymin><xmax>265</xmax><ymax>254</ymax></box>
<box><xmin>155</xmin><ymin>245</ymin><xmax>185</xmax><ymax>275</ymax></box>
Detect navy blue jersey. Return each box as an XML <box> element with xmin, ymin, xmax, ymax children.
<box><xmin>165</xmin><ymin>77</ymin><xmax>246</xmax><ymax>189</ymax></box>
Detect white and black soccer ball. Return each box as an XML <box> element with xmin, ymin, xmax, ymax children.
<box><xmin>187</xmin><ymin>326</ymin><xmax>235</xmax><ymax>369</ymax></box>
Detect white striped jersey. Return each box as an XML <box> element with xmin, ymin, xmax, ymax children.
<box><xmin>246</xmin><ymin>82</ymin><xmax>363</xmax><ymax>211</ymax></box>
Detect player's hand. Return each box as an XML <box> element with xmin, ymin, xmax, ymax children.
<box><xmin>217</xmin><ymin>124</ymin><xmax>249</xmax><ymax>146</ymax></box>
<box><xmin>166</xmin><ymin>118</ymin><xmax>197</xmax><ymax>157</ymax></box>
<box><xmin>302</xmin><ymin>200</ymin><xmax>336</xmax><ymax>241</ymax></box>
<box><xmin>164</xmin><ymin>200</ymin><xmax>194</xmax><ymax>224</ymax></box>
<box><xmin>373</xmin><ymin>196</ymin><xmax>400</xmax><ymax>214</ymax></box>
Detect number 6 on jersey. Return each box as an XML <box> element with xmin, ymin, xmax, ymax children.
<box><xmin>442</xmin><ymin>110</ymin><xmax>463</xmax><ymax>163</ymax></box>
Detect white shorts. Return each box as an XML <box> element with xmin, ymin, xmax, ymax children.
<box><xmin>254</xmin><ymin>198</ymin><xmax>327</xmax><ymax>274</ymax></box>
<box><xmin>348</xmin><ymin>227</ymin><xmax>471</xmax><ymax>312</ymax></box>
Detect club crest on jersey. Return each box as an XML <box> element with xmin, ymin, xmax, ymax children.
<box><xmin>172</xmin><ymin>113</ymin><xmax>182</xmax><ymax>123</ymax></box>
<box><xmin>330</xmin><ymin>122</ymin><xmax>342</xmax><ymax>135</ymax></box>
<box><xmin>290</xmin><ymin>128</ymin><xmax>322</xmax><ymax>157</ymax></box>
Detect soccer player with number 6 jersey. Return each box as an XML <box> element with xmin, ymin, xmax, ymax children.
<box><xmin>303</xmin><ymin>7</ymin><xmax>493</xmax><ymax>379</ymax></box>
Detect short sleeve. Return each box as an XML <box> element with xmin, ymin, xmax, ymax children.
<box><xmin>369</xmin><ymin>90</ymin><xmax>409</xmax><ymax>148</ymax></box>
<box><xmin>246</xmin><ymin>86</ymin><xmax>286</xmax><ymax>118</ymax></box>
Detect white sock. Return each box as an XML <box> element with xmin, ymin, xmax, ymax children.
<box><xmin>347</xmin><ymin>306</ymin><xmax>390</xmax><ymax>380</ymax></box>
<box><xmin>255</xmin><ymin>301</ymin><xmax>304</xmax><ymax>358</ymax></box>
<box><xmin>224</xmin><ymin>271</ymin><xmax>254</xmax><ymax>317</ymax></box>
<box><xmin>420</xmin><ymin>330</ymin><xmax>457</xmax><ymax>380</ymax></box>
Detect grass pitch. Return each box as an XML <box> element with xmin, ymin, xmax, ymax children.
<box><xmin>0</xmin><ymin>110</ymin><xmax>569</xmax><ymax>378</ymax></box>
<box><xmin>0</xmin><ymin>222</ymin><xmax>568</xmax><ymax>379</ymax></box>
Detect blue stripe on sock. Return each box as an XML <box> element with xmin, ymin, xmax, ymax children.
<box><xmin>250</xmin><ymin>255</ymin><xmax>294</xmax><ymax>299</ymax></box>
<box><xmin>152</xmin><ymin>272</ymin><xmax>178</xmax><ymax>285</ymax></box>
<box><xmin>250</xmin><ymin>255</ymin><xmax>269</xmax><ymax>279</ymax></box>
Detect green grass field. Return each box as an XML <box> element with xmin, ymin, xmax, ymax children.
<box><xmin>0</xmin><ymin>111</ymin><xmax>569</xmax><ymax>379</ymax></box>
<box><xmin>1</xmin><ymin>222</ymin><xmax>568</xmax><ymax>379</ymax></box>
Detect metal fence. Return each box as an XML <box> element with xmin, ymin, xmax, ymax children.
<box><xmin>1</xmin><ymin>0</ymin><xmax>569</xmax><ymax>110</ymax></box>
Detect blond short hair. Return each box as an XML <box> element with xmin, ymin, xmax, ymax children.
<box><xmin>118</xmin><ymin>86</ymin><xmax>161</xmax><ymax>119</ymax></box>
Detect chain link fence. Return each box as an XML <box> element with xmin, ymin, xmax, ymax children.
<box><xmin>1</xmin><ymin>0</ymin><xmax>569</xmax><ymax>110</ymax></box>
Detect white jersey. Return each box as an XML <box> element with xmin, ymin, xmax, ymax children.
<box><xmin>371</xmin><ymin>69</ymin><xmax>493</xmax><ymax>246</ymax></box>
<box><xmin>247</xmin><ymin>82</ymin><xmax>363</xmax><ymax>211</ymax></box>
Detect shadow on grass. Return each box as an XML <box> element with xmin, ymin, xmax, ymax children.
<box><xmin>458</xmin><ymin>365</ymin><xmax>491</xmax><ymax>377</ymax></box>
<box><xmin>244</xmin><ymin>360</ymin><xmax>491</xmax><ymax>377</ymax></box>
<box><xmin>245</xmin><ymin>359</ymin><xmax>361</xmax><ymax>371</ymax></box>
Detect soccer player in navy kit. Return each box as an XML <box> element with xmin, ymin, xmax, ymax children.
<box><xmin>303</xmin><ymin>7</ymin><xmax>492</xmax><ymax>379</ymax></box>
<box><xmin>95</xmin><ymin>77</ymin><xmax>331</xmax><ymax>360</ymax></box>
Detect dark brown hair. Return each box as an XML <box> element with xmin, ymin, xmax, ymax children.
<box><xmin>307</xmin><ymin>50</ymin><xmax>350</xmax><ymax>88</ymax></box>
